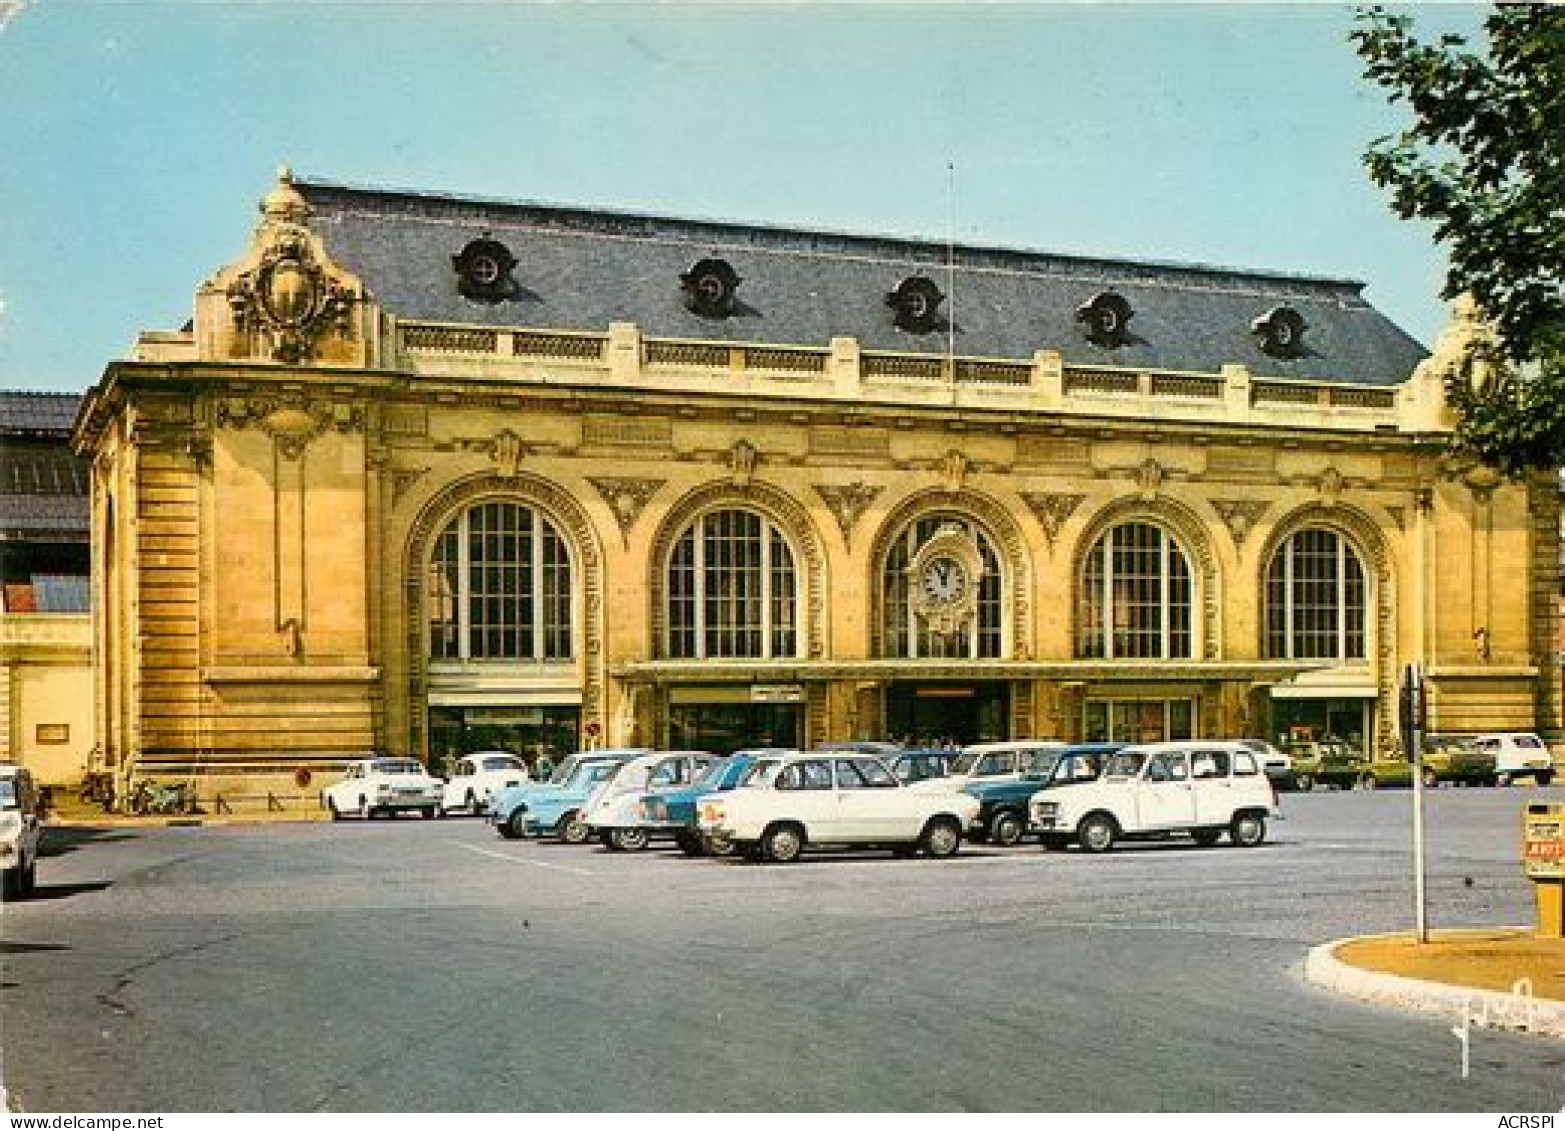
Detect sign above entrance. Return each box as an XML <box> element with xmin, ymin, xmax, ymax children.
<box><xmin>751</xmin><ymin>684</ymin><xmax>804</xmax><ymax>704</ymax></box>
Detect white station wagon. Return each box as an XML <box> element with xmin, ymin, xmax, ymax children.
<box><xmin>1029</xmin><ymin>740</ymin><xmax>1279</xmax><ymax>853</ymax></box>
<box><xmin>697</xmin><ymin>751</ymin><xmax>980</xmax><ymax>863</ymax></box>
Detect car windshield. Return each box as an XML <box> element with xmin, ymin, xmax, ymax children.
<box><xmin>0</xmin><ymin>781</ymin><xmax>17</xmax><ymax>810</ymax></box>
<box><xmin>950</xmin><ymin>749</ymin><xmax>995</xmax><ymax>775</ymax></box>
<box><xmin>372</xmin><ymin>760</ymin><xmax>423</xmax><ymax>775</ymax></box>
<box><xmin>480</xmin><ymin>756</ymin><xmax>522</xmax><ymax>772</ymax></box>
<box><xmin>547</xmin><ymin>757</ymin><xmax>580</xmax><ymax>785</ymax></box>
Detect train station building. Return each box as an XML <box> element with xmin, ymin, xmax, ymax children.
<box><xmin>72</xmin><ymin>168</ymin><xmax>1561</xmax><ymax>791</ymax></box>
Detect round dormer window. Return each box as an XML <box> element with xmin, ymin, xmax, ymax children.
<box><xmin>887</xmin><ymin>276</ymin><xmax>945</xmax><ymax>334</ymax></box>
<box><xmin>452</xmin><ymin>237</ymin><xmax>517</xmax><ymax>303</ymax></box>
<box><xmin>680</xmin><ymin>258</ymin><xmax>741</xmax><ymax>318</ymax></box>
<box><xmin>1076</xmin><ymin>292</ymin><xmax>1134</xmax><ymax>348</ymax></box>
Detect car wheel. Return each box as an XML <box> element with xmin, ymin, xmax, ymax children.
<box><xmin>1538</xmin><ymin>770</ymin><xmax>1554</xmax><ymax>787</ymax></box>
<box><xmin>559</xmin><ymin>812</ymin><xmax>591</xmax><ymax>845</ymax></box>
<box><xmin>706</xmin><ymin>833</ymin><xmax>737</xmax><ymax>858</ymax></box>
<box><xmin>1230</xmin><ymin>812</ymin><xmax>1267</xmax><ymax>848</ymax></box>
<box><xmin>611</xmin><ymin>828</ymin><xmax>651</xmax><ymax>852</ymax></box>
<box><xmin>1422</xmin><ymin>768</ymin><xmax>1439</xmax><ymax>788</ymax></box>
<box><xmin>1</xmin><ymin>869</ymin><xmax>18</xmax><ymax>902</ymax></box>
<box><xmin>1077</xmin><ymin>813</ymin><xmax>1118</xmax><ymax>854</ymax></box>
<box><xmin>21</xmin><ymin>859</ymin><xmax>36</xmax><ymax>895</ymax></box>
<box><xmin>760</xmin><ymin>823</ymin><xmax>804</xmax><ymax>864</ymax></box>
<box><xmin>421</xmin><ymin>806</ymin><xmax>436</xmax><ymax>819</ymax></box>
<box><xmin>989</xmin><ymin>810</ymin><xmax>1025</xmax><ymax>848</ymax></box>
<box><xmin>357</xmin><ymin>797</ymin><xmax>370</xmax><ymax>819</ymax></box>
<box><xmin>328</xmin><ymin>797</ymin><xmax>342</xmax><ymax>821</ymax></box>
<box><xmin>1295</xmin><ymin>774</ymin><xmax>1315</xmax><ymax>792</ymax></box>
<box><xmin>1497</xmin><ymin>772</ymin><xmax>1512</xmax><ymax>787</ymax></box>
<box><xmin>1357</xmin><ymin>773</ymin><xmax>1378</xmax><ymax>791</ymax></box>
<box><xmin>1191</xmin><ymin>828</ymin><xmax>1222</xmax><ymax>848</ymax></box>
<box><xmin>502</xmin><ymin>808</ymin><xmax>529</xmax><ymax>840</ymax></box>
<box><xmin>674</xmin><ymin>830</ymin><xmax>706</xmax><ymax>856</ymax></box>
<box><xmin>920</xmin><ymin>817</ymin><xmax>962</xmax><ymax>859</ymax></box>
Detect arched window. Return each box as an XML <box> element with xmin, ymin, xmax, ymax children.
<box><xmin>426</xmin><ymin>501</ymin><xmax>573</xmax><ymax>661</ymax></box>
<box><xmin>1265</xmin><ymin>528</ymin><xmax>1366</xmax><ymax>660</ymax></box>
<box><xmin>666</xmin><ymin>509</ymin><xmax>799</xmax><ymax>659</ymax></box>
<box><xmin>881</xmin><ymin>515</ymin><xmax>1003</xmax><ymax>659</ymax></box>
<box><xmin>1079</xmin><ymin>522</ymin><xmax>1192</xmax><ymax>659</ymax></box>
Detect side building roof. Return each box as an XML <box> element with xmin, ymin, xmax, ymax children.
<box><xmin>297</xmin><ymin>178</ymin><xmax>1429</xmax><ymax>387</ymax></box>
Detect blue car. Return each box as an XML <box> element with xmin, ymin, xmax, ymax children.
<box><xmin>638</xmin><ymin>752</ymin><xmax>762</xmax><ymax>855</ymax></box>
<box><xmin>965</xmin><ymin>742</ymin><xmax>1124</xmax><ymax>846</ymax></box>
<box><xmin>490</xmin><ymin>750</ymin><xmax>645</xmax><ymax>842</ymax></box>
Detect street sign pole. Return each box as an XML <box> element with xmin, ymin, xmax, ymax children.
<box><xmin>1403</xmin><ymin>662</ymin><xmax>1429</xmax><ymax>943</ymax></box>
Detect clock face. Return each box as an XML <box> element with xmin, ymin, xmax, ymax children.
<box><xmin>920</xmin><ymin>556</ymin><xmax>968</xmax><ymax>604</ymax></box>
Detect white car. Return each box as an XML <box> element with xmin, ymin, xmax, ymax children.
<box><xmin>1029</xmin><ymin>740</ymin><xmax>1278</xmax><ymax>853</ymax></box>
<box><xmin>579</xmin><ymin>750</ymin><xmax>720</xmax><ymax>850</ymax></box>
<box><xmin>1474</xmin><ymin>733</ymin><xmax>1555</xmax><ymax>786</ymax></box>
<box><xmin>323</xmin><ymin>756</ymin><xmax>444</xmax><ymax>820</ymax></box>
<box><xmin>946</xmin><ymin>740</ymin><xmax>1066</xmax><ymax>784</ymax></box>
<box><xmin>441</xmin><ymin>751</ymin><xmax>530</xmax><ymax>816</ymax></box>
<box><xmin>697</xmin><ymin>751</ymin><xmax>981</xmax><ymax>863</ymax></box>
<box><xmin>1</xmin><ymin>764</ymin><xmax>42</xmax><ymax>899</ymax></box>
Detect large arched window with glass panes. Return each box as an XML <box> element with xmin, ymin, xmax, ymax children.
<box><xmin>666</xmin><ymin>509</ymin><xmax>799</xmax><ymax>659</ymax></box>
<box><xmin>1078</xmin><ymin>522</ymin><xmax>1193</xmax><ymax>659</ymax></box>
<box><xmin>880</xmin><ymin>514</ymin><xmax>1004</xmax><ymax>659</ymax></box>
<box><xmin>426</xmin><ymin>501</ymin><xmax>574</xmax><ymax>661</ymax></box>
<box><xmin>1265</xmin><ymin>527</ymin><xmax>1366</xmax><ymax>661</ymax></box>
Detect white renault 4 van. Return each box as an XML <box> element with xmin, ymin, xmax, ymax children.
<box><xmin>1</xmin><ymin>764</ymin><xmax>42</xmax><ymax>898</ymax></box>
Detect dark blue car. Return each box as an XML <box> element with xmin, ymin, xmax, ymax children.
<box><xmin>966</xmin><ymin>742</ymin><xmax>1124</xmax><ymax>846</ymax></box>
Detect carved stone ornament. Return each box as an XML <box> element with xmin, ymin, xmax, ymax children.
<box><xmin>941</xmin><ymin>450</ymin><xmax>969</xmax><ymax>493</ymax></box>
<box><xmin>390</xmin><ymin>467</ymin><xmax>432</xmax><ymax>507</ymax></box>
<box><xmin>730</xmin><ymin>440</ymin><xmax>758</xmax><ymax>488</ymax></box>
<box><xmin>1137</xmin><ymin>457</ymin><xmax>1164</xmax><ymax>501</ymax></box>
<box><xmin>491</xmin><ymin>430</ymin><xmax>526</xmax><ymax>477</ymax></box>
<box><xmin>588</xmin><ymin>477</ymin><xmax>665</xmax><ymax>543</ymax></box>
<box><xmin>907</xmin><ymin>522</ymin><xmax>985</xmax><ymax>638</ymax></box>
<box><xmin>1211</xmin><ymin>499</ymin><xmax>1270</xmax><ymax>548</ymax></box>
<box><xmin>224</xmin><ymin>172</ymin><xmax>359</xmax><ymax>365</ymax></box>
<box><xmin>216</xmin><ymin>394</ymin><xmax>363</xmax><ymax>460</ymax></box>
<box><xmin>1020</xmin><ymin>491</ymin><xmax>1085</xmax><ymax>551</ymax></box>
<box><xmin>814</xmin><ymin>482</ymin><xmax>883</xmax><ymax>545</ymax></box>
<box><xmin>1318</xmin><ymin>466</ymin><xmax>1344</xmax><ymax>507</ymax></box>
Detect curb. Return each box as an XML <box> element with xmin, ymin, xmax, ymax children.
<box><xmin>1304</xmin><ymin>932</ymin><xmax>1565</xmax><ymax>1039</ymax></box>
<box><xmin>46</xmin><ymin>812</ymin><xmax>331</xmax><ymax>830</ymax></box>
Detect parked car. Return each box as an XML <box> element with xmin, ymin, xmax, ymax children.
<box><xmin>579</xmin><ymin>750</ymin><xmax>722</xmax><ymax>850</ymax></box>
<box><xmin>1475</xmin><ymin>732</ymin><xmax>1555</xmax><ymax>786</ymax></box>
<box><xmin>1</xmin><ymin>764</ymin><xmax>42</xmax><ymax>899</ymax></box>
<box><xmin>639</xmin><ymin>754</ymin><xmax>762</xmax><ymax>855</ymax></box>
<box><xmin>947</xmin><ymin>740</ymin><xmax>1067</xmax><ymax>785</ymax></box>
<box><xmin>965</xmin><ymin>742</ymin><xmax>1122</xmax><ymax>846</ymax></box>
<box><xmin>323</xmin><ymin>756</ymin><xmax>444</xmax><ymax>819</ymax></box>
<box><xmin>696</xmin><ymin>750</ymin><xmax>981</xmax><ymax>863</ymax></box>
<box><xmin>1237</xmin><ymin>739</ymin><xmax>1293</xmax><ymax>789</ymax></box>
<box><xmin>1029</xmin><ymin>740</ymin><xmax>1278</xmax><ymax>853</ymax></box>
<box><xmin>490</xmin><ymin>749</ymin><xmax>646</xmax><ymax>841</ymax></box>
<box><xmin>1286</xmin><ymin>740</ymin><xmax>1368</xmax><ymax>791</ymax></box>
<box><xmin>440</xmin><ymin>751</ymin><xmax>530</xmax><ymax>816</ymax></box>
<box><xmin>1418</xmin><ymin>735</ymin><xmax>1498</xmax><ymax>787</ymax></box>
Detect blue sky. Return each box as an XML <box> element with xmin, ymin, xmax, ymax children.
<box><xmin>0</xmin><ymin>1</ymin><xmax>1485</xmax><ymax>394</ymax></box>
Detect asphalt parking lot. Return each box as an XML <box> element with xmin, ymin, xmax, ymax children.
<box><xmin>3</xmin><ymin>788</ymin><xmax>1563</xmax><ymax>1112</ymax></box>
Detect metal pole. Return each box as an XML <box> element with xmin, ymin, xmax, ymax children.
<box><xmin>1410</xmin><ymin>663</ymin><xmax>1428</xmax><ymax>943</ymax></box>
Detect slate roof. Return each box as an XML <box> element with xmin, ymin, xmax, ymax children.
<box><xmin>0</xmin><ymin>391</ymin><xmax>82</xmax><ymax>436</ymax></box>
<box><xmin>0</xmin><ymin>493</ymin><xmax>88</xmax><ymax>539</ymax></box>
<box><xmin>297</xmin><ymin>178</ymin><xmax>1429</xmax><ymax>388</ymax></box>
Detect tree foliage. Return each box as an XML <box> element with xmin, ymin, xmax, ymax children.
<box><xmin>1352</xmin><ymin>5</ymin><xmax>1564</xmax><ymax>473</ymax></box>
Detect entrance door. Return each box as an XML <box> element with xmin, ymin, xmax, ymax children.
<box><xmin>886</xmin><ymin>683</ymin><xmax>1010</xmax><ymax>747</ymax></box>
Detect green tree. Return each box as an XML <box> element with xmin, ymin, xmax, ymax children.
<box><xmin>1352</xmin><ymin>5</ymin><xmax>1564</xmax><ymax>474</ymax></box>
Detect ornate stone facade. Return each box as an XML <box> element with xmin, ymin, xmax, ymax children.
<box><xmin>73</xmin><ymin>171</ymin><xmax>1562</xmax><ymax>792</ymax></box>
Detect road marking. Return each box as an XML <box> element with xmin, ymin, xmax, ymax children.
<box><xmin>448</xmin><ymin>841</ymin><xmax>597</xmax><ymax>877</ymax></box>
